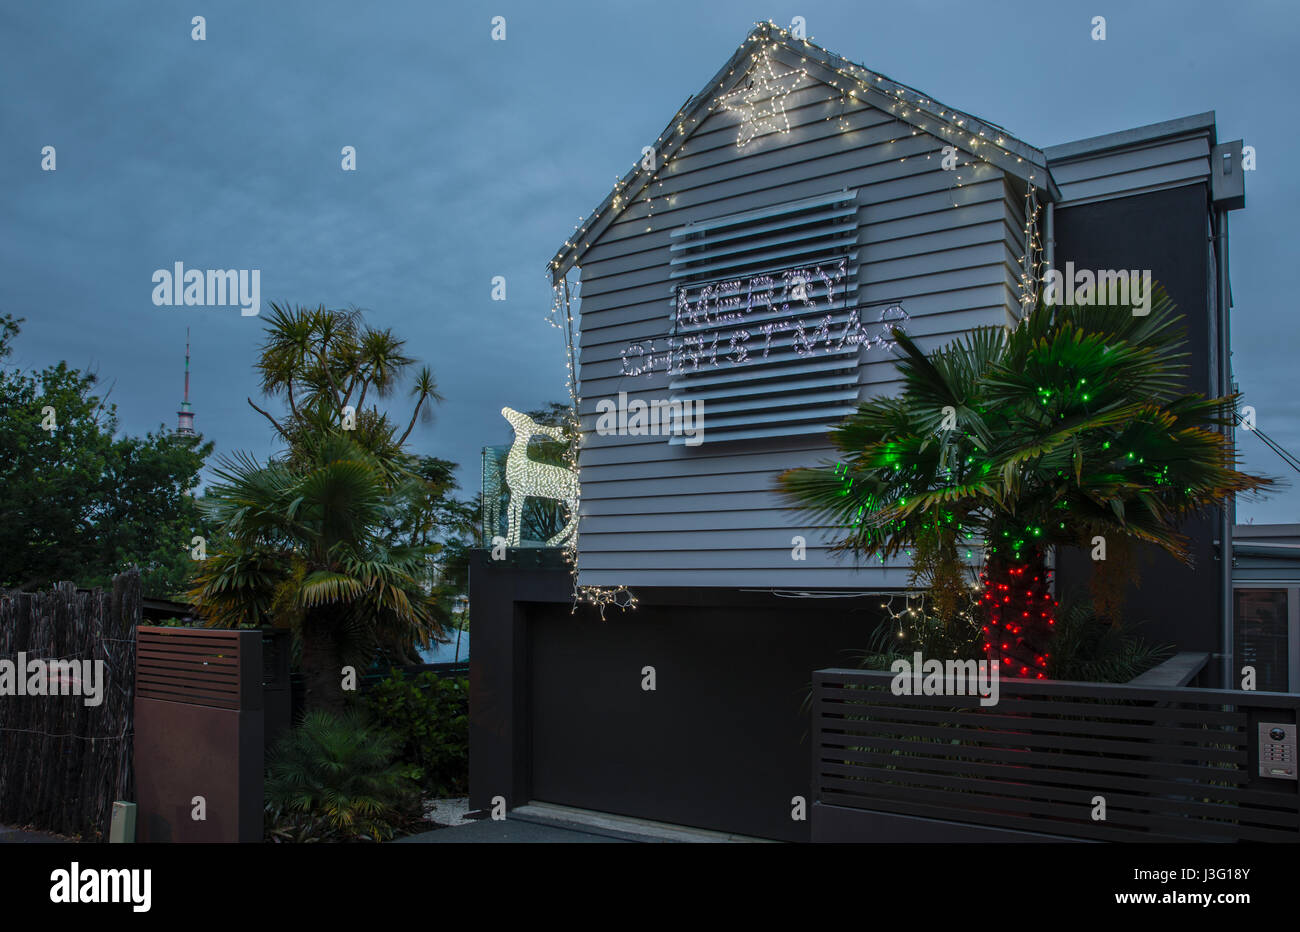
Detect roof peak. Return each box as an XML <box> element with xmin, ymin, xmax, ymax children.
<box><xmin>549</xmin><ymin>21</ymin><xmax>1052</xmax><ymax>280</ymax></box>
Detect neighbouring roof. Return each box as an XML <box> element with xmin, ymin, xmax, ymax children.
<box><xmin>549</xmin><ymin>21</ymin><xmax>1056</xmax><ymax>282</ymax></box>
<box><xmin>1233</xmin><ymin>523</ymin><xmax>1300</xmax><ymax>557</ymax></box>
<box><xmin>1234</xmin><ymin>523</ymin><xmax>1300</xmax><ymax>540</ymax></box>
<box><xmin>1044</xmin><ymin>111</ymin><xmax>1217</xmax><ymax>163</ymax></box>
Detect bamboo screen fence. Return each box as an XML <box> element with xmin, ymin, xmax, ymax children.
<box><xmin>0</xmin><ymin>570</ymin><xmax>140</xmax><ymax>839</ymax></box>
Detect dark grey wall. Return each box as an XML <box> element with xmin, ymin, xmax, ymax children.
<box><xmin>469</xmin><ymin>550</ymin><xmax>884</xmax><ymax>841</ymax></box>
<box><xmin>468</xmin><ymin>549</ymin><xmax>572</xmax><ymax>816</ymax></box>
<box><xmin>1051</xmin><ymin>184</ymin><xmax>1223</xmax><ymax>672</ymax></box>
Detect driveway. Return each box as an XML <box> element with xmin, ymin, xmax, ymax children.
<box><xmin>397</xmin><ymin>819</ymin><xmax>629</xmax><ymax>843</ymax></box>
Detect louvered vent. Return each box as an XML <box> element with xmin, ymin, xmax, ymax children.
<box><xmin>667</xmin><ymin>189</ymin><xmax>863</xmax><ymax>444</ymax></box>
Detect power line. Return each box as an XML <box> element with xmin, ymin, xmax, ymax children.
<box><xmin>1236</xmin><ymin>413</ymin><xmax>1300</xmax><ymax>476</ymax></box>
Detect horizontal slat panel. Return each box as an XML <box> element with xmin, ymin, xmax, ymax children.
<box><xmin>136</xmin><ymin>627</ymin><xmax>246</xmax><ymax>708</ymax></box>
<box><xmin>824</xmin><ymin>715</ymin><xmax>1246</xmax><ymax>763</ymax></box>
<box><xmin>137</xmin><ymin>637</ymin><xmax>240</xmax><ymax>651</ymax></box>
<box><xmin>818</xmin><ymin>764</ymin><xmax>1295</xmax><ymax>831</ymax></box>
<box><xmin>136</xmin><ymin>668</ymin><xmax>239</xmax><ymax>685</ymax></box>
<box><xmin>816</xmin><ymin>685</ymin><xmax>1244</xmax><ymax>725</ymax></box>
<box><xmin>136</xmin><ymin>680</ymin><xmax>240</xmax><ymax>700</ymax></box>
<box><xmin>135</xmin><ymin>647</ymin><xmax>239</xmax><ymax>664</ymax></box>
<box><xmin>820</xmin><ymin>745</ymin><xmax>1294</xmax><ymax>810</ymax></box>
<box><xmin>136</xmin><ymin>663</ymin><xmax>241</xmax><ymax>683</ymax></box>
<box><xmin>135</xmin><ymin>688</ymin><xmax>241</xmax><ymax>710</ymax></box>
<box><xmin>821</xmin><ymin>789</ymin><xmax>1173</xmax><ymax>842</ymax></box>
<box><xmin>818</xmin><ymin>729</ymin><xmax>1249</xmax><ymax>785</ymax></box>
<box><xmin>670</xmin><ymin>189</ymin><xmax>857</xmax><ymax>237</ymax></box>
<box><xmin>671</xmin><ymin>235</ymin><xmax>856</xmax><ymax>280</ymax></box>
<box><xmin>818</xmin><ymin>774</ymin><xmax>1284</xmax><ymax>841</ymax></box>
<box><xmin>672</xmin><ymin>205</ymin><xmax>859</xmax><ymax>253</ymax></box>
<box><xmin>824</xmin><ymin>697</ymin><xmax>1248</xmax><ymax>744</ymax></box>
<box><xmin>136</xmin><ymin>665</ymin><xmax>239</xmax><ymax>682</ymax></box>
<box><xmin>814</xmin><ymin>669</ymin><xmax>1300</xmax><ymax>842</ymax></box>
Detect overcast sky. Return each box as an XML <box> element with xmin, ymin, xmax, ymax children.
<box><xmin>2</xmin><ymin>0</ymin><xmax>1297</xmax><ymax>521</ymax></box>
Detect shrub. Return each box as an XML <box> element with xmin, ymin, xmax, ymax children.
<box><xmin>855</xmin><ymin>594</ymin><xmax>1172</xmax><ymax>683</ymax></box>
<box><xmin>1046</xmin><ymin>599</ymin><xmax>1173</xmax><ymax>683</ymax></box>
<box><xmin>855</xmin><ymin>596</ymin><xmax>984</xmax><ymax>671</ymax></box>
<box><xmin>265</xmin><ymin>709</ymin><xmax>420</xmax><ymax>842</ymax></box>
<box><xmin>362</xmin><ymin>671</ymin><xmax>468</xmax><ymax>797</ymax></box>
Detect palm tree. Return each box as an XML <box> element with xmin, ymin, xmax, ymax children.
<box><xmin>187</xmin><ymin>304</ymin><xmax>451</xmax><ymax>709</ymax></box>
<box><xmin>779</xmin><ymin>285</ymin><xmax>1271</xmax><ymax>677</ymax></box>
<box><xmin>188</xmin><ymin>432</ymin><xmax>440</xmax><ymax>712</ymax></box>
<box><xmin>265</xmin><ymin>708</ymin><xmax>419</xmax><ymax>842</ymax></box>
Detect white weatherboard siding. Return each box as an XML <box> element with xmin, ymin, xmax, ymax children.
<box><xmin>1045</xmin><ymin>119</ymin><xmax>1213</xmax><ymax>206</ymax></box>
<box><xmin>573</xmin><ymin>51</ymin><xmax>1023</xmax><ymax>588</ymax></box>
<box><xmin>566</xmin><ymin>49</ymin><xmax>1217</xmax><ymax>590</ymax></box>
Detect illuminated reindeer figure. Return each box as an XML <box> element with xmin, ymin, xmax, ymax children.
<box><xmin>500</xmin><ymin>406</ymin><xmax>579</xmax><ymax>547</ymax></box>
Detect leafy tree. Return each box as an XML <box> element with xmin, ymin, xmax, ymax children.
<box><xmin>382</xmin><ymin>456</ymin><xmax>477</xmax><ymax>552</ymax></box>
<box><xmin>380</xmin><ymin>455</ymin><xmax>478</xmax><ymax>653</ymax></box>
<box><xmin>0</xmin><ymin>314</ymin><xmax>210</xmax><ymax>595</ymax></box>
<box><xmin>779</xmin><ymin>287</ymin><xmax>1271</xmax><ymax>677</ymax></box>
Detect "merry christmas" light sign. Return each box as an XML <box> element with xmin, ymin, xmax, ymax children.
<box><xmin>619</xmin><ymin>259</ymin><xmax>906</xmax><ymax>377</ymax></box>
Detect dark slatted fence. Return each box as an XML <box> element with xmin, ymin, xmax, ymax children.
<box><xmin>0</xmin><ymin>571</ymin><xmax>140</xmax><ymax>840</ymax></box>
<box><xmin>813</xmin><ymin>666</ymin><xmax>1300</xmax><ymax>842</ymax></box>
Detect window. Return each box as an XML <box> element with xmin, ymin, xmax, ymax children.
<box><xmin>1233</xmin><ymin>586</ymin><xmax>1297</xmax><ymax>692</ymax></box>
<box><xmin>666</xmin><ymin>189</ymin><xmax>882</xmax><ymax>444</ymax></box>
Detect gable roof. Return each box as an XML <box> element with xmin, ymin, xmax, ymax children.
<box><xmin>549</xmin><ymin>21</ymin><xmax>1056</xmax><ymax>282</ymax></box>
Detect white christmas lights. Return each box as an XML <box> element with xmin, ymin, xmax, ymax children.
<box><xmin>550</xmin><ymin>22</ymin><xmax>1049</xmax><ymax>283</ymax></box>
<box><xmin>720</xmin><ymin>45</ymin><xmax>806</xmax><ymax>147</ymax></box>
<box><xmin>541</xmin><ymin>276</ymin><xmax>638</xmax><ymax>617</ymax></box>
<box><xmin>500</xmin><ymin>406</ymin><xmax>579</xmax><ymax>548</ymax></box>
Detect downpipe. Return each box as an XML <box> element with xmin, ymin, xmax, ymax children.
<box><xmin>1215</xmin><ymin>209</ymin><xmax>1234</xmax><ymax>690</ymax></box>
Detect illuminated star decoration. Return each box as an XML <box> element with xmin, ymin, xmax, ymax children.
<box><xmin>720</xmin><ymin>47</ymin><xmax>804</xmax><ymax>148</ymax></box>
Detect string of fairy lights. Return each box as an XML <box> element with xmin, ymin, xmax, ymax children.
<box><xmin>538</xmin><ymin>21</ymin><xmax>1051</xmax><ymax>618</ymax></box>
<box><xmin>547</xmin><ymin>277</ymin><xmax>638</xmax><ymax>617</ymax></box>
<box><xmin>550</xmin><ymin>21</ymin><xmax>1049</xmax><ymax>282</ymax></box>
<box><xmin>876</xmin><ymin>590</ymin><xmax>982</xmax><ymax>652</ymax></box>
<box><xmin>1017</xmin><ymin>184</ymin><xmax>1045</xmax><ymax>311</ymax></box>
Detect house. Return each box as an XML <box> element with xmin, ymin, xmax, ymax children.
<box><xmin>471</xmin><ymin>22</ymin><xmax>1249</xmax><ymax>841</ymax></box>
<box><xmin>1232</xmin><ymin>524</ymin><xmax>1300</xmax><ymax>692</ymax></box>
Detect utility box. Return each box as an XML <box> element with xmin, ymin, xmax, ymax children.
<box><xmin>134</xmin><ymin>627</ymin><xmax>268</xmax><ymax>842</ymax></box>
<box><xmin>1212</xmin><ymin>140</ymin><xmax>1246</xmax><ymax>210</ymax></box>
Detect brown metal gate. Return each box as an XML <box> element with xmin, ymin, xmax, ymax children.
<box><xmin>134</xmin><ymin>627</ymin><xmax>266</xmax><ymax>842</ymax></box>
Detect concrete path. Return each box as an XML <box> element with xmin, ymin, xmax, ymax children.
<box><xmin>0</xmin><ymin>824</ymin><xmax>72</xmax><ymax>843</ymax></box>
